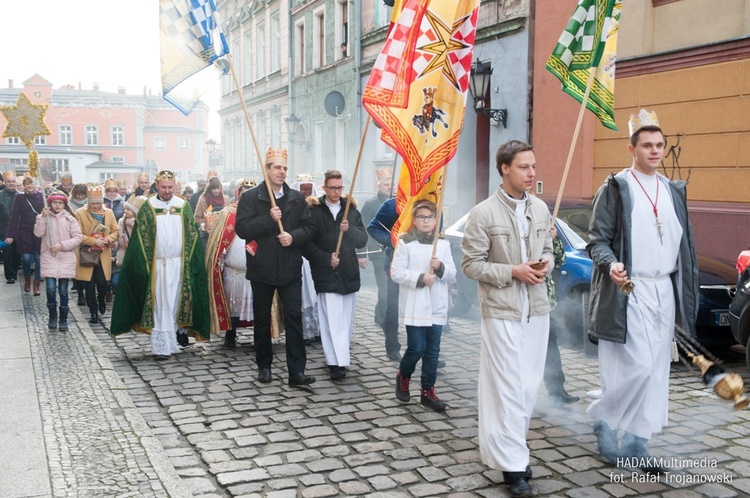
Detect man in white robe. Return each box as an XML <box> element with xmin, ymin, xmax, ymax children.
<box><xmin>111</xmin><ymin>171</ymin><xmax>210</xmax><ymax>359</ymax></box>
<box><xmin>462</xmin><ymin>141</ymin><xmax>553</xmax><ymax>498</ymax></box>
<box><xmin>586</xmin><ymin>110</ymin><xmax>699</xmax><ymax>473</ymax></box>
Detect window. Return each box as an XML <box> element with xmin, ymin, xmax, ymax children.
<box><xmin>111</xmin><ymin>126</ymin><xmax>124</xmax><ymax>146</ymax></box>
<box><xmin>270</xmin><ymin>13</ymin><xmax>280</xmax><ymax>72</ymax></box>
<box><xmin>112</xmin><ymin>156</ymin><xmax>125</xmax><ymax>163</ymax></box>
<box><xmin>34</xmin><ymin>136</ymin><xmax>46</xmax><ymax>145</ymax></box>
<box><xmin>270</xmin><ymin>111</ymin><xmax>281</xmax><ymax>147</ymax></box>
<box><xmin>296</xmin><ymin>21</ymin><xmax>306</xmax><ymax>74</ymax></box>
<box><xmin>375</xmin><ymin>1</ymin><xmax>392</xmax><ymax>28</ymax></box>
<box><xmin>85</xmin><ymin>125</ymin><xmax>98</xmax><ymax>145</ymax></box>
<box><xmin>336</xmin><ymin>0</ymin><xmax>349</xmax><ymax>60</ymax></box>
<box><xmin>178</xmin><ymin>137</ymin><xmax>190</xmax><ymax>149</ymax></box>
<box><xmin>6</xmin><ymin>137</ymin><xmax>20</xmax><ymax>145</ymax></box>
<box><xmin>256</xmin><ymin>112</ymin><xmax>266</xmax><ymax>154</ymax></box>
<box><xmin>232</xmin><ymin>31</ymin><xmax>241</xmax><ymax>82</ymax></box>
<box><xmin>10</xmin><ymin>158</ymin><xmax>28</xmax><ymax>166</ymax></box>
<box><xmin>313</xmin><ymin>8</ymin><xmax>326</xmax><ymax>69</ymax></box>
<box><xmin>256</xmin><ymin>22</ymin><xmax>266</xmax><ymax>78</ymax></box>
<box><xmin>59</xmin><ymin>125</ymin><xmax>72</xmax><ymax>145</ymax></box>
<box><xmin>244</xmin><ymin>29</ymin><xmax>253</xmax><ymax>83</ymax></box>
<box><xmin>99</xmin><ymin>173</ymin><xmax>114</xmax><ymax>182</ymax></box>
<box><xmin>51</xmin><ymin>159</ymin><xmax>69</xmax><ymax>181</ymax></box>
<box><xmin>154</xmin><ymin>137</ymin><xmax>166</xmax><ymax>149</ymax></box>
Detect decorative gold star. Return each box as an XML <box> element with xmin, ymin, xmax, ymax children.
<box><xmin>0</xmin><ymin>92</ymin><xmax>51</xmax><ymax>148</ymax></box>
<box><xmin>418</xmin><ymin>9</ymin><xmax>472</xmax><ymax>90</ymax></box>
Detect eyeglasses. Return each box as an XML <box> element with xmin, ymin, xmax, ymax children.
<box><xmin>415</xmin><ymin>215</ymin><xmax>436</xmax><ymax>221</ymax></box>
<box><xmin>325</xmin><ymin>186</ymin><xmax>344</xmax><ymax>191</ymax></box>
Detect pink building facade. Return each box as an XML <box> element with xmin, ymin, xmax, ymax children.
<box><xmin>0</xmin><ymin>74</ymin><xmax>210</xmax><ymax>187</ymax></box>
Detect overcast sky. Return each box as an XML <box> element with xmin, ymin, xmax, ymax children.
<box><xmin>1</xmin><ymin>0</ymin><xmax>220</xmax><ymax>138</ymax></box>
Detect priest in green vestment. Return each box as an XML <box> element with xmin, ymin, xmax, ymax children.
<box><xmin>111</xmin><ymin>171</ymin><xmax>210</xmax><ymax>359</ymax></box>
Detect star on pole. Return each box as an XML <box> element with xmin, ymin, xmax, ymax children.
<box><xmin>418</xmin><ymin>9</ymin><xmax>472</xmax><ymax>90</ymax></box>
<box><xmin>1</xmin><ymin>92</ymin><xmax>51</xmax><ymax>148</ymax></box>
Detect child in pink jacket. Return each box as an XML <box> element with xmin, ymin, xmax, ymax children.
<box><xmin>34</xmin><ymin>190</ymin><xmax>82</xmax><ymax>331</ymax></box>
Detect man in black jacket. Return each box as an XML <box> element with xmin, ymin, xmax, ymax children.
<box><xmin>360</xmin><ymin>167</ymin><xmax>392</xmax><ymax>327</ymax></box>
<box><xmin>0</xmin><ymin>171</ymin><xmax>19</xmax><ymax>283</ymax></box>
<box><xmin>304</xmin><ymin>170</ymin><xmax>368</xmax><ymax>380</ymax></box>
<box><xmin>235</xmin><ymin>148</ymin><xmax>317</xmax><ymax>387</ymax></box>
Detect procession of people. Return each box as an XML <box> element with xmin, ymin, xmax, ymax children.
<box><xmin>0</xmin><ymin>109</ymin><xmax>707</xmax><ymax>496</ymax></box>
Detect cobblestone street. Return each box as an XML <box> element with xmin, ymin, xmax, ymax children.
<box><xmin>11</xmin><ymin>280</ymin><xmax>750</xmax><ymax>497</ymax></box>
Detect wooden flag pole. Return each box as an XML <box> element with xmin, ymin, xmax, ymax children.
<box><xmin>227</xmin><ymin>53</ymin><xmax>284</xmax><ymax>233</ymax></box>
<box><xmin>334</xmin><ymin>115</ymin><xmax>372</xmax><ymax>258</ymax></box>
<box><xmin>551</xmin><ymin>66</ymin><xmax>596</xmax><ymax>223</ymax></box>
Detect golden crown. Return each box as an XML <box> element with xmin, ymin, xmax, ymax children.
<box><xmin>103</xmin><ymin>178</ymin><xmax>118</xmax><ymax>190</ymax></box>
<box><xmin>628</xmin><ymin>109</ymin><xmax>660</xmax><ymax>137</ymax></box>
<box><xmin>87</xmin><ymin>185</ymin><xmax>103</xmax><ymax>198</ymax></box>
<box><xmin>376</xmin><ymin>167</ymin><xmax>392</xmax><ymax>182</ymax></box>
<box><xmin>265</xmin><ymin>147</ymin><xmax>288</xmax><ymax>166</ymax></box>
<box><xmin>236</xmin><ymin>177</ymin><xmax>257</xmax><ymax>189</ymax></box>
<box><xmin>156</xmin><ymin>170</ymin><xmax>176</xmax><ymax>181</ymax></box>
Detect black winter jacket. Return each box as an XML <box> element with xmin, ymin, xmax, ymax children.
<box><xmin>303</xmin><ymin>195</ymin><xmax>368</xmax><ymax>295</ymax></box>
<box><xmin>235</xmin><ymin>182</ymin><xmax>315</xmax><ymax>286</ymax></box>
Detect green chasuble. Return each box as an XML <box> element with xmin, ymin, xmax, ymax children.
<box><xmin>110</xmin><ymin>199</ymin><xmax>210</xmax><ymax>340</ymax></box>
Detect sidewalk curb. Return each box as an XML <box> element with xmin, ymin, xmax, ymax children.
<box><xmin>70</xmin><ymin>305</ymin><xmax>192</xmax><ymax>498</ymax></box>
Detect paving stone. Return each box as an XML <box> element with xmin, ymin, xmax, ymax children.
<box><xmin>694</xmin><ymin>483</ymin><xmax>738</xmax><ymax>497</ymax></box>
<box><xmin>329</xmin><ymin>468</ymin><xmax>358</xmax><ymax>482</ymax></box>
<box><xmin>408</xmin><ymin>483</ymin><xmax>452</xmax><ymax>497</ymax></box>
<box><xmin>300</xmin><ymin>484</ymin><xmax>338</xmax><ymax>497</ymax></box>
<box><xmin>306</xmin><ymin>458</ymin><xmax>345</xmax><ymax>473</ymax></box>
<box><xmin>565</xmin><ymin>486</ymin><xmax>611</xmax><ymax>498</ymax></box>
<box><xmin>445</xmin><ymin>474</ymin><xmax>491</xmax><ymax>492</ymax></box>
<box><xmin>340</xmin><ymin>480</ymin><xmax>372</xmax><ymax>495</ymax></box>
<box><xmin>353</xmin><ymin>464</ymin><xmax>391</xmax><ymax>477</ymax></box>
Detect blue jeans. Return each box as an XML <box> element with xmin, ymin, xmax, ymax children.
<box><xmin>45</xmin><ymin>278</ymin><xmax>70</xmax><ymax>307</ymax></box>
<box><xmin>22</xmin><ymin>252</ymin><xmax>41</xmax><ymax>280</ymax></box>
<box><xmin>399</xmin><ymin>324</ymin><xmax>442</xmax><ymax>389</ymax></box>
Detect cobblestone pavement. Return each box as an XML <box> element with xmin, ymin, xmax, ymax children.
<box><xmin>80</xmin><ymin>286</ymin><xmax>750</xmax><ymax>498</ymax></box>
<box><xmin>22</xmin><ymin>286</ymin><xmax>190</xmax><ymax>497</ymax></box>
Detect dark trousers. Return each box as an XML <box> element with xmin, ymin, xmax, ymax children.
<box><xmin>85</xmin><ymin>266</ymin><xmax>107</xmax><ymax>315</ymax></box>
<box><xmin>251</xmin><ymin>279</ymin><xmax>306</xmax><ymax>376</ymax></box>
<box><xmin>399</xmin><ymin>324</ymin><xmax>442</xmax><ymax>389</ymax></box>
<box><xmin>370</xmin><ymin>253</ymin><xmax>387</xmax><ymax>326</ymax></box>
<box><xmin>45</xmin><ymin>278</ymin><xmax>70</xmax><ymax>307</ymax></box>
<box><xmin>543</xmin><ymin>325</ymin><xmax>566</xmax><ymax>395</ymax></box>
<box><xmin>383</xmin><ymin>276</ymin><xmax>401</xmax><ymax>355</ymax></box>
<box><xmin>3</xmin><ymin>241</ymin><xmax>19</xmax><ymax>281</ymax></box>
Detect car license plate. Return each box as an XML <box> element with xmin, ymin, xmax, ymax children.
<box><xmin>713</xmin><ymin>311</ymin><xmax>730</xmax><ymax>327</ymax></box>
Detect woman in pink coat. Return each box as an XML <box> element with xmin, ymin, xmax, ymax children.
<box><xmin>34</xmin><ymin>191</ymin><xmax>82</xmax><ymax>331</ymax></box>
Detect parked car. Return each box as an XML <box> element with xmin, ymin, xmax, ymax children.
<box><xmin>728</xmin><ymin>250</ymin><xmax>750</xmax><ymax>370</ymax></box>
<box><xmin>446</xmin><ymin>204</ymin><xmax>737</xmax><ymax>352</ymax></box>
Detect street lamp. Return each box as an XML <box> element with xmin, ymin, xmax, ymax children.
<box><xmin>468</xmin><ymin>60</ymin><xmax>508</xmax><ymax>128</ymax></box>
<box><xmin>206</xmin><ymin>138</ymin><xmax>222</xmax><ymax>170</ymax></box>
<box><xmin>284</xmin><ymin>113</ymin><xmax>310</xmax><ymax>150</ymax></box>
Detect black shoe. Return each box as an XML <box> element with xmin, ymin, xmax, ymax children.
<box><xmin>224</xmin><ymin>330</ymin><xmax>237</xmax><ymax>348</ymax></box>
<box><xmin>524</xmin><ymin>466</ymin><xmax>532</xmax><ymax>479</ymax></box>
<box><xmin>288</xmin><ymin>372</ymin><xmax>316</xmax><ymax>387</ymax></box>
<box><xmin>549</xmin><ymin>390</ymin><xmax>580</xmax><ymax>405</ymax></box>
<box><xmin>622</xmin><ymin>432</ymin><xmax>669</xmax><ymax>474</ymax></box>
<box><xmin>77</xmin><ymin>295</ymin><xmax>85</xmax><ymax>306</ymax></box>
<box><xmin>593</xmin><ymin>420</ymin><xmax>621</xmax><ymax>464</ymax></box>
<box><xmin>176</xmin><ymin>332</ymin><xmax>189</xmax><ymax>348</ymax></box>
<box><xmin>89</xmin><ymin>311</ymin><xmax>98</xmax><ymax>324</ymax></box>
<box><xmin>58</xmin><ymin>307</ymin><xmax>69</xmax><ymax>332</ymax></box>
<box><xmin>258</xmin><ymin>368</ymin><xmax>272</xmax><ymax>384</ymax></box>
<box><xmin>329</xmin><ymin>366</ymin><xmax>346</xmax><ymax>380</ymax></box>
<box><xmin>98</xmin><ymin>303</ymin><xmax>106</xmax><ymax>315</ymax></box>
<box><xmin>387</xmin><ymin>351</ymin><xmax>402</xmax><ymax>362</ymax></box>
<box><xmin>154</xmin><ymin>354</ymin><xmax>170</xmax><ymax>361</ymax></box>
<box><xmin>47</xmin><ymin>304</ymin><xmax>58</xmax><ymax>331</ymax></box>
<box><xmin>5</xmin><ymin>279</ymin><xmax>13</xmax><ymax>284</ymax></box>
<box><xmin>420</xmin><ymin>387</ymin><xmax>447</xmax><ymax>412</ymax></box>
<box><xmin>507</xmin><ymin>477</ymin><xmax>533</xmax><ymax>497</ymax></box>
<box><xmin>396</xmin><ymin>372</ymin><xmax>410</xmax><ymax>402</ymax></box>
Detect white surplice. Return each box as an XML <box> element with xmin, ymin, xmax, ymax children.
<box><xmin>478</xmin><ymin>191</ymin><xmax>550</xmax><ymax>472</ymax></box>
<box><xmin>222</xmin><ymin>234</ymin><xmax>253</xmax><ymax>321</ymax></box>
<box><xmin>318</xmin><ymin>292</ymin><xmax>356</xmax><ymax>367</ymax></box>
<box><xmin>587</xmin><ymin>169</ymin><xmax>682</xmax><ymax>440</ymax></box>
<box><xmin>149</xmin><ymin>196</ymin><xmax>185</xmax><ymax>356</ymax></box>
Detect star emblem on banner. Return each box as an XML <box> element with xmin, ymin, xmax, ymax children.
<box><xmin>0</xmin><ymin>92</ymin><xmax>51</xmax><ymax>148</ymax></box>
<box><xmin>417</xmin><ymin>9</ymin><xmax>472</xmax><ymax>90</ymax></box>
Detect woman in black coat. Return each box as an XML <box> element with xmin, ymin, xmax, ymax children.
<box><xmin>7</xmin><ymin>176</ymin><xmax>44</xmax><ymax>294</ymax></box>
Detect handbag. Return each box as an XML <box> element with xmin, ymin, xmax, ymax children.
<box><xmin>79</xmin><ymin>247</ymin><xmax>102</xmax><ymax>267</ymax></box>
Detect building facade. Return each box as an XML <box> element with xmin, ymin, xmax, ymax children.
<box><xmin>0</xmin><ymin>74</ymin><xmax>211</xmax><ymax>186</ymax></box>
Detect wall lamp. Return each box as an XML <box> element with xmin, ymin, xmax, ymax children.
<box><xmin>468</xmin><ymin>60</ymin><xmax>508</xmax><ymax>128</ymax></box>
<box><xmin>284</xmin><ymin>113</ymin><xmax>311</xmax><ymax>150</ymax></box>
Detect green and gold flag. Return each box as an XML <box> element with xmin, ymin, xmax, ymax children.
<box><xmin>546</xmin><ymin>0</ymin><xmax>621</xmax><ymax>130</ymax></box>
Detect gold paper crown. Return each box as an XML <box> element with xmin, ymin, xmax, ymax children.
<box><xmin>87</xmin><ymin>185</ymin><xmax>103</xmax><ymax>198</ymax></box>
<box><xmin>628</xmin><ymin>109</ymin><xmax>661</xmax><ymax>137</ymax></box>
<box><xmin>207</xmin><ymin>170</ymin><xmax>218</xmax><ymax>179</ymax></box>
<box><xmin>117</xmin><ymin>179</ymin><xmax>126</xmax><ymax>187</ymax></box>
<box><xmin>265</xmin><ymin>147</ymin><xmax>288</xmax><ymax>166</ymax></box>
<box><xmin>103</xmin><ymin>178</ymin><xmax>118</xmax><ymax>190</ymax></box>
<box><xmin>156</xmin><ymin>170</ymin><xmax>176</xmax><ymax>181</ymax></box>
<box><xmin>236</xmin><ymin>177</ymin><xmax>257</xmax><ymax>189</ymax></box>
<box><xmin>295</xmin><ymin>173</ymin><xmax>313</xmax><ymax>182</ymax></box>
<box><xmin>376</xmin><ymin>167</ymin><xmax>392</xmax><ymax>182</ymax></box>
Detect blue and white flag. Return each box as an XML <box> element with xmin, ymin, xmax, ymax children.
<box><xmin>160</xmin><ymin>0</ymin><xmax>230</xmax><ymax>114</ymax></box>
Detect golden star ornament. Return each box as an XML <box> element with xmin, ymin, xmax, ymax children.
<box><xmin>1</xmin><ymin>92</ymin><xmax>51</xmax><ymax>148</ymax></box>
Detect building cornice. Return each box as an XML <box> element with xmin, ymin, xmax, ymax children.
<box><xmin>617</xmin><ymin>37</ymin><xmax>750</xmax><ymax>78</ymax></box>
<box><xmin>219</xmin><ymin>84</ymin><xmax>289</xmax><ymax>116</ymax></box>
